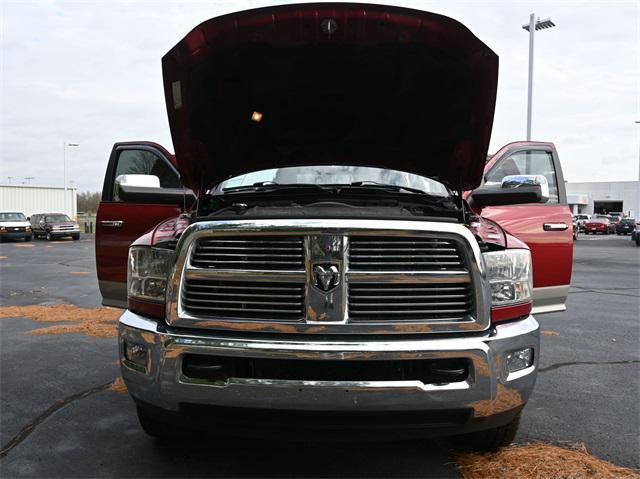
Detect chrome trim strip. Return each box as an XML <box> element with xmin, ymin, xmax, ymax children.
<box><xmin>180</xmin><ymin>377</ymin><xmax>472</xmax><ymax>392</ymax></box>
<box><xmin>165</xmin><ymin>219</ymin><xmax>490</xmax><ymax>334</ymax></box>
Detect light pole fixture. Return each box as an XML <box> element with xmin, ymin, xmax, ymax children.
<box><xmin>63</xmin><ymin>142</ymin><xmax>79</xmax><ymax>216</ymax></box>
<box><xmin>522</xmin><ymin>15</ymin><xmax>556</xmax><ymax>141</ymax></box>
<box><xmin>24</xmin><ymin>177</ymin><xmax>35</xmax><ymax>184</ymax></box>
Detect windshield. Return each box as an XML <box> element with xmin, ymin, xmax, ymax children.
<box><xmin>45</xmin><ymin>215</ymin><xmax>71</xmax><ymax>222</ymax></box>
<box><xmin>621</xmin><ymin>219</ymin><xmax>636</xmax><ymax>224</ymax></box>
<box><xmin>217</xmin><ymin>166</ymin><xmax>449</xmax><ymax>196</ymax></box>
<box><xmin>0</xmin><ymin>212</ymin><xmax>26</xmax><ymax>221</ymax></box>
<box><xmin>590</xmin><ymin>219</ymin><xmax>608</xmax><ymax>224</ymax></box>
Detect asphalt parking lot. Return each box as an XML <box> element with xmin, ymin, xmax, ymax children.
<box><xmin>0</xmin><ymin>233</ymin><xmax>638</xmax><ymax>477</ymax></box>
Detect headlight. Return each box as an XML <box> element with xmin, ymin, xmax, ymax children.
<box><xmin>482</xmin><ymin>249</ymin><xmax>532</xmax><ymax>306</ymax></box>
<box><xmin>127</xmin><ymin>246</ymin><xmax>174</xmax><ymax>302</ymax></box>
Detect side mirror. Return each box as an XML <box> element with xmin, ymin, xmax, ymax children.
<box><xmin>26</xmin><ymin>217</ymin><xmax>30</xmax><ymax>221</ymax></box>
<box><xmin>469</xmin><ymin>184</ymin><xmax>543</xmax><ymax>207</ymax></box>
<box><xmin>115</xmin><ymin>174</ymin><xmax>196</xmax><ymax>206</ymax></box>
<box><xmin>501</xmin><ymin>174</ymin><xmax>550</xmax><ymax>201</ymax></box>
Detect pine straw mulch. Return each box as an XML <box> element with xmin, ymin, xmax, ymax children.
<box><xmin>0</xmin><ymin>304</ymin><xmax>122</xmax><ymax>337</ymax></box>
<box><xmin>109</xmin><ymin>376</ymin><xmax>128</xmax><ymax>393</ymax></box>
<box><xmin>541</xmin><ymin>330</ymin><xmax>560</xmax><ymax>337</ymax></box>
<box><xmin>454</xmin><ymin>442</ymin><xmax>640</xmax><ymax>479</ymax></box>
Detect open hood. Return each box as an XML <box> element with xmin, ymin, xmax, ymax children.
<box><xmin>162</xmin><ymin>3</ymin><xmax>498</xmax><ymax>191</ymax></box>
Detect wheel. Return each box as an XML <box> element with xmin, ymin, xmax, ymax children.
<box><xmin>136</xmin><ymin>405</ymin><xmax>190</xmax><ymax>440</ymax></box>
<box><xmin>72</xmin><ymin>234</ymin><xmax>80</xmax><ymax>241</ymax></box>
<box><xmin>46</xmin><ymin>232</ymin><xmax>53</xmax><ymax>241</ymax></box>
<box><xmin>636</xmin><ymin>236</ymin><xmax>640</xmax><ymax>246</ymax></box>
<box><xmin>24</xmin><ymin>236</ymin><xmax>32</xmax><ymax>242</ymax></box>
<box><xmin>451</xmin><ymin>412</ymin><xmax>521</xmax><ymax>451</ymax></box>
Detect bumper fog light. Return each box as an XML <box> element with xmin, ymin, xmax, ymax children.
<box><xmin>506</xmin><ymin>347</ymin><xmax>533</xmax><ymax>373</ymax></box>
<box><xmin>124</xmin><ymin>342</ymin><xmax>148</xmax><ymax>370</ymax></box>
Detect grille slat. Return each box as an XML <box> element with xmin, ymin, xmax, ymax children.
<box><xmin>183</xmin><ymin>279</ymin><xmax>305</xmax><ymax>320</ymax></box>
<box><xmin>349</xmin><ymin>237</ymin><xmax>466</xmax><ymax>272</ymax></box>
<box><xmin>349</xmin><ymin>282</ymin><xmax>473</xmax><ymax>322</ymax></box>
<box><xmin>191</xmin><ymin>236</ymin><xmax>304</xmax><ymax>271</ymax></box>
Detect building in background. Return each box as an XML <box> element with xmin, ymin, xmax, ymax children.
<box><xmin>0</xmin><ymin>184</ymin><xmax>77</xmax><ymax>218</ymax></box>
<box><xmin>566</xmin><ymin>181</ymin><xmax>640</xmax><ymax>218</ymax></box>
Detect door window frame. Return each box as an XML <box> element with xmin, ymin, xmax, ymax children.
<box><xmin>101</xmin><ymin>145</ymin><xmax>181</xmax><ymax>202</ymax></box>
<box><xmin>483</xmin><ymin>144</ymin><xmax>567</xmax><ymax>205</ymax></box>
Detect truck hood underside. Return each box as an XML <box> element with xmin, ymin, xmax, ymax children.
<box><xmin>162</xmin><ymin>3</ymin><xmax>498</xmax><ymax>191</ymax></box>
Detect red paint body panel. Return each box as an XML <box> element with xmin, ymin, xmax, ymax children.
<box><xmin>491</xmin><ymin>302</ymin><xmax>532</xmax><ymax>323</ymax></box>
<box><xmin>96</xmin><ymin>203</ymin><xmax>181</xmax><ymax>285</ymax></box>
<box><xmin>480</xmin><ymin>204</ymin><xmax>573</xmax><ymax>288</ymax></box>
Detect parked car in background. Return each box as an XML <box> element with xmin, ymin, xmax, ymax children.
<box><xmin>616</xmin><ymin>218</ymin><xmax>636</xmax><ymax>235</ymax></box>
<box><xmin>572</xmin><ymin>218</ymin><xmax>578</xmax><ymax>240</ymax></box>
<box><xmin>631</xmin><ymin>224</ymin><xmax>640</xmax><ymax>243</ymax></box>
<box><xmin>584</xmin><ymin>217</ymin><xmax>615</xmax><ymax>234</ymax></box>
<box><xmin>609</xmin><ymin>214</ymin><xmax>622</xmax><ymax>225</ymax></box>
<box><xmin>0</xmin><ymin>211</ymin><xmax>32</xmax><ymax>242</ymax></box>
<box><xmin>30</xmin><ymin>213</ymin><xmax>81</xmax><ymax>241</ymax></box>
<box><xmin>572</xmin><ymin>214</ymin><xmax>590</xmax><ymax>231</ymax></box>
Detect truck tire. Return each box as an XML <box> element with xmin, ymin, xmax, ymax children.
<box><xmin>24</xmin><ymin>236</ymin><xmax>32</xmax><ymax>242</ymax></box>
<box><xmin>451</xmin><ymin>412</ymin><xmax>521</xmax><ymax>451</ymax></box>
<box><xmin>46</xmin><ymin>232</ymin><xmax>53</xmax><ymax>241</ymax></box>
<box><xmin>136</xmin><ymin>405</ymin><xmax>190</xmax><ymax>440</ymax></box>
<box><xmin>72</xmin><ymin>234</ymin><xmax>80</xmax><ymax>241</ymax></box>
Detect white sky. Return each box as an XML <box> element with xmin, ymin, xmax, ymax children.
<box><xmin>1</xmin><ymin>0</ymin><xmax>638</xmax><ymax>192</ymax></box>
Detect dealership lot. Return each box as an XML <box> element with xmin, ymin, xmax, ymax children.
<box><xmin>0</xmin><ymin>235</ymin><xmax>638</xmax><ymax>477</ymax></box>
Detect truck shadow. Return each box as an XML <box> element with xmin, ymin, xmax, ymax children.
<box><xmin>150</xmin><ymin>436</ymin><xmax>459</xmax><ymax>478</ymax></box>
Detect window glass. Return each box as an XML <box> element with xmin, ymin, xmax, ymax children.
<box><xmin>113</xmin><ymin>150</ymin><xmax>180</xmax><ymax>200</ymax></box>
<box><xmin>217</xmin><ymin>165</ymin><xmax>449</xmax><ymax>196</ymax></box>
<box><xmin>485</xmin><ymin>150</ymin><xmax>558</xmax><ymax>203</ymax></box>
<box><xmin>0</xmin><ymin>212</ymin><xmax>26</xmax><ymax>221</ymax></box>
<box><xmin>45</xmin><ymin>215</ymin><xmax>71</xmax><ymax>222</ymax></box>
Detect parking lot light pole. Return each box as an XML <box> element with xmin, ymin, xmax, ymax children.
<box><xmin>522</xmin><ymin>15</ymin><xmax>556</xmax><ymax>141</ymax></box>
<box><xmin>64</xmin><ymin>142</ymin><xmax>79</xmax><ymax>216</ymax></box>
<box><xmin>636</xmin><ymin>120</ymin><xmax>640</xmax><ymax>181</ymax></box>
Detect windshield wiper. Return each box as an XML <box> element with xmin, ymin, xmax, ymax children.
<box><xmin>222</xmin><ymin>181</ymin><xmax>429</xmax><ymax>196</ymax></box>
<box><xmin>222</xmin><ymin>182</ymin><xmax>326</xmax><ymax>193</ymax></box>
<box><xmin>349</xmin><ymin>181</ymin><xmax>426</xmax><ymax>195</ymax></box>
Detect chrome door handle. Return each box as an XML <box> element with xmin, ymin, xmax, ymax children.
<box><xmin>100</xmin><ymin>220</ymin><xmax>124</xmax><ymax>228</ymax></box>
<box><xmin>543</xmin><ymin>223</ymin><xmax>568</xmax><ymax>231</ymax></box>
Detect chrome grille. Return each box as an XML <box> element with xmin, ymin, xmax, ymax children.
<box><xmin>348</xmin><ymin>237</ymin><xmax>465</xmax><ymax>271</ymax></box>
<box><xmin>170</xmin><ymin>220</ymin><xmax>489</xmax><ymax>334</ymax></box>
<box><xmin>183</xmin><ymin>279</ymin><xmax>305</xmax><ymax>320</ymax></box>
<box><xmin>348</xmin><ymin>283</ymin><xmax>473</xmax><ymax>322</ymax></box>
<box><xmin>191</xmin><ymin>236</ymin><xmax>304</xmax><ymax>271</ymax></box>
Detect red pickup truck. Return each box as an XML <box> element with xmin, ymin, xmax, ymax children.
<box><xmin>96</xmin><ymin>3</ymin><xmax>573</xmax><ymax>449</ymax></box>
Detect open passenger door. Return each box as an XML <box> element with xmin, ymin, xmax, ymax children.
<box><xmin>476</xmin><ymin>142</ymin><xmax>573</xmax><ymax>314</ymax></box>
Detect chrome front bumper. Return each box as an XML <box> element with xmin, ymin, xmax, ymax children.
<box><xmin>119</xmin><ymin>311</ymin><xmax>539</xmax><ymax>426</ymax></box>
